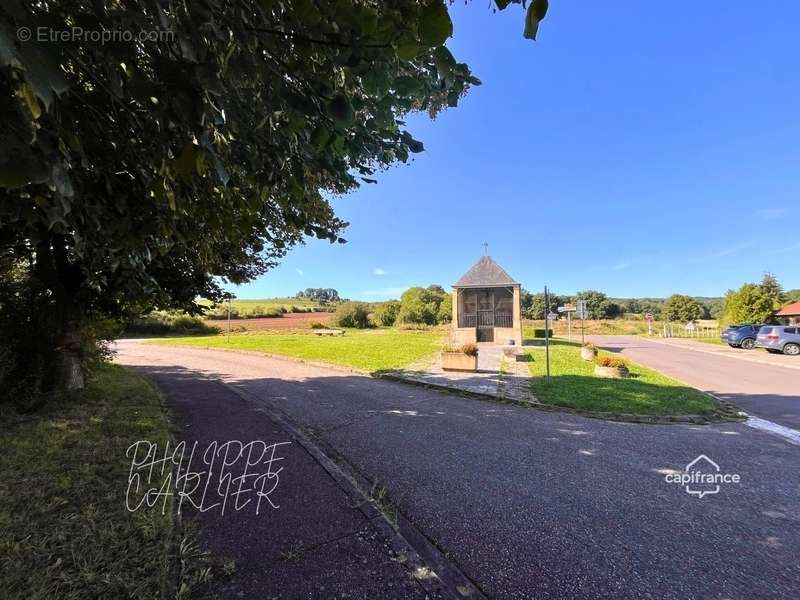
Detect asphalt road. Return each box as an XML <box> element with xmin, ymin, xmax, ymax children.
<box><xmin>116</xmin><ymin>342</ymin><xmax>800</xmax><ymax>600</ymax></box>
<box><xmin>589</xmin><ymin>335</ymin><xmax>800</xmax><ymax>430</ymax></box>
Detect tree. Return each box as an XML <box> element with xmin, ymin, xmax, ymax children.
<box><xmin>333</xmin><ymin>301</ymin><xmax>370</xmax><ymax>329</ymax></box>
<box><xmin>373</xmin><ymin>300</ymin><xmax>401</xmax><ymax>327</ymax></box>
<box><xmin>760</xmin><ymin>273</ymin><xmax>787</xmax><ymax>307</ymax></box>
<box><xmin>522</xmin><ymin>292</ymin><xmax>562</xmax><ymax>320</ymax></box>
<box><xmin>437</xmin><ymin>294</ymin><xmax>453</xmax><ymax>324</ymax></box>
<box><xmin>0</xmin><ymin>1</ymin><xmax>547</xmax><ymax>390</ymax></box>
<box><xmin>662</xmin><ymin>294</ymin><xmax>703</xmax><ymax>323</ymax></box>
<box><xmin>575</xmin><ymin>290</ymin><xmax>608</xmax><ymax>319</ymax></box>
<box><xmin>297</xmin><ymin>288</ymin><xmax>340</xmax><ymax>304</ymax></box>
<box><xmin>723</xmin><ymin>284</ymin><xmax>775</xmax><ymax>325</ymax></box>
<box><xmin>398</xmin><ymin>286</ymin><xmax>444</xmax><ymax>325</ymax></box>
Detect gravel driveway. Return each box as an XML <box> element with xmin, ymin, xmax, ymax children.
<box><xmin>117</xmin><ymin>341</ymin><xmax>800</xmax><ymax>600</ymax></box>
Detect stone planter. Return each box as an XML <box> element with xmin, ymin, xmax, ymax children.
<box><xmin>594</xmin><ymin>365</ymin><xmax>629</xmax><ymax>379</ymax></box>
<box><xmin>580</xmin><ymin>347</ymin><xmax>597</xmax><ymax>361</ymax></box>
<box><xmin>441</xmin><ymin>352</ymin><xmax>478</xmax><ymax>372</ymax></box>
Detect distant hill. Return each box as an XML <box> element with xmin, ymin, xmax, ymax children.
<box><xmin>200</xmin><ymin>297</ymin><xmax>327</xmax><ymax>319</ymax></box>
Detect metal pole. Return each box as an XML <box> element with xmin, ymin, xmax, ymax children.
<box><xmin>567</xmin><ymin>310</ymin><xmax>572</xmax><ymax>341</ymax></box>
<box><xmin>544</xmin><ymin>286</ymin><xmax>551</xmax><ymax>382</ymax></box>
<box><xmin>227</xmin><ymin>297</ymin><xmax>231</xmax><ymax>343</ymax></box>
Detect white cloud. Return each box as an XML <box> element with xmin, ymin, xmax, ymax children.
<box><xmin>755</xmin><ymin>208</ymin><xmax>786</xmax><ymax>221</ymax></box>
<box><xmin>296</xmin><ymin>268</ymin><xmax>305</xmax><ymax>276</ymax></box>
<box><xmin>373</xmin><ymin>267</ymin><xmax>387</xmax><ymax>276</ymax></box>
<box><xmin>612</xmin><ymin>261</ymin><xmax>631</xmax><ymax>271</ymax></box>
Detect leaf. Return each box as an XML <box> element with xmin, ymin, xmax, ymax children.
<box><xmin>524</xmin><ymin>0</ymin><xmax>548</xmax><ymax>40</ymax></box>
<box><xmin>433</xmin><ymin>46</ymin><xmax>456</xmax><ymax>78</ymax></box>
<box><xmin>392</xmin><ymin>76</ymin><xmax>423</xmax><ymax>97</ymax></box>
<box><xmin>19</xmin><ymin>82</ymin><xmax>41</xmax><ymax>119</ymax></box>
<box><xmin>495</xmin><ymin>0</ymin><xmax>512</xmax><ymax>10</ymax></box>
<box><xmin>174</xmin><ymin>143</ymin><xmax>198</xmax><ymax>180</ymax></box>
<box><xmin>419</xmin><ymin>2</ymin><xmax>453</xmax><ymax>47</ymax></box>
<box><xmin>523</xmin><ymin>2</ymin><xmax>539</xmax><ymax>40</ymax></box>
<box><xmin>401</xmin><ymin>131</ymin><xmax>424</xmax><ymax>153</ymax></box>
<box><xmin>328</xmin><ymin>94</ymin><xmax>354</xmax><ymax>125</ymax></box>
<box><xmin>535</xmin><ymin>0</ymin><xmax>549</xmax><ymax>21</ymax></box>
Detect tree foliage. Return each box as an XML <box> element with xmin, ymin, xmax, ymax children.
<box><xmin>333</xmin><ymin>301</ymin><xmax>370</xmax><ymax>329</ymax></box>
<box><xmin>723</xmin><ymin>284</ymin><xmax>775</xmax><ymax>325</ymax></box>
<box><xmin>0</xmin><ymin>0</ymin><xmax>547</xmax><ymax>389</ymax></box>
<box><xmin>398</xmin><ymin>285</ymin><xmax>446</xmax><ymax>325</ymax></box>
<box><xmin>296</xmin><ymin>288</ymin><xmax>341</xmax><ymax>304</ymax></box>
<box><xmin>373</xmin><ymin>299</ymin><xmax>401</xmax><ymax>326</ymax></box>
<box><xmin>662</xmin><ymin>294</ymin><xmax>703</xmax><ymax>323</ymax></box>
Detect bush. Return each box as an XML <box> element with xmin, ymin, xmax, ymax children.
<box><xmin>373</xmin><ymin>300</ymin><xmax>401</xmax><ymax>326</ymax></box>
<box><xmin>123</xmin><ymin>313</ymin><xmax>220</xmax><ymax>336</ymax></box>
<box><xmin>532</xmin><ymin>328</ymin><xmax>553</xmax><ymax>338</ymax></box>
<box><xmin>441</xmin><ymin>343</ymin><xmax>478</xmax><ymax>356</ymax></box>
<box><xmin>333</xmin><ymin>301</ymin><xmax>370</xmax><ymax>328</ymax></box>
<box><xmin>594</xmin><ymin>356</ymin><xmax>629</xmax><ymax>369</ymax></box>
<box><xmin>398</xmin><ymin>286</ymin><xmax>446</xmax><ymax>325</ymax></box>
<box><xmin>309</xmin><ymin>321</ymin><xmax>328</xmax><ymax>329</ymax></box>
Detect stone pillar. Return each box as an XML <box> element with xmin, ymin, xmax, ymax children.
<box><xmin>513</xmin><ymin>285</ymin><xmax>522</xmax><ymax>346</ymax></box>
<box><xmin>451</xmin><ymin>289</ymin><xmax>459</xmax><ymax>337</ymax></box>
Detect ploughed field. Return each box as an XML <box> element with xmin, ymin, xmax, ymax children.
<box><xmin>210</xmin><ymin>311</ymin><xmax>332</xmax><ymax>331</ymax></box>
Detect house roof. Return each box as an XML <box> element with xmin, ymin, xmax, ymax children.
<box><xmin>776</xmin><ymin>301</ymin><xmax>800</xmax><ymax>316</ymax></box>
<box><xmin>453</xmin><ymin>256</ymin><xmax>519</xmax><ymax>288</ymax></box>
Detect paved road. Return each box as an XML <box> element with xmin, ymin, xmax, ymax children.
<box><xmin>117</xmin><ymin>342</ymin><xmax>800</xmax><ymax>600</ymax></box>
<box><xmin>588</xmin><ymin>335</ymin><xmax>800</xmax><ymax>430</ymax></box>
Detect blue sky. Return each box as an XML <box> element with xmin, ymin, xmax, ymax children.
<box><xmin>232</xmin><ymin>1</ymin><xmax>799</xmax><ymax>301</ymax></box>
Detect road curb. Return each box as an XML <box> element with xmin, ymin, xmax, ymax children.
<box><xmin>218</xmin><ymin>378</ymin><xmax>487</xmax><ymax>600</ymax></box>
<box><xmin>376</xmin><ymin>372</ymin><xmax>744</xmax><ymax>425</ymax></box>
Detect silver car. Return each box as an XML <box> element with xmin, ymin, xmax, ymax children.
<box><xmin>755</xmin><ymin>326</ymin><xmax>800</xmax><ymax>355</ymax></box>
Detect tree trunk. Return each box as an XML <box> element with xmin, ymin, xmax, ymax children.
<box><xmin>58</xmin><ymin>325</ymin><xmax>85</xmax><ymax>391</ymax></box>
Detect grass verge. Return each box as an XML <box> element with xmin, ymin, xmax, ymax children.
<box><xmin>151</xmin><ymin>328</ymin><xmax>444</xmax><ymax>373</ymax></box>
<box><xmin>0</xmin><ymin>364</ymin><xmax>201</xmax><ymax>599</ymax></box>
<box><xmin>525</xmin><ymin>340</ymin><xmax>716</xmax><ymax>415</ymax></box>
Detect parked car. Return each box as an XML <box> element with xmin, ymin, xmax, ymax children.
<box><xmin>720</xmin><ymin>324</ymin><xmax>764</xmax><ymax>349</ymax></box>
<box><xmin>755</xmin><ymin>326</ymin><xmax>800</xmax><ymax>355</ymax></box>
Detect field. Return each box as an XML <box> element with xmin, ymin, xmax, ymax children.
<box><xmin>0</xmin><ymin>365</ymin><xmax>182</xmax><ymax>598</ymax></box>
<box><xmin>524</xmin><ymin>340</ymin><xmax>716</xmax><ymax>415</ymax></box>
<box><xmin>525</xmin><ymin>318</ymin><xmax>721</xmax><ymax>339</ymax></box>
<box><xmin>200</xmin><ymin>297</ymin><xmax>327</xmax><ymax>319</ymax></box>
<box><xmin>152</xmin><ymin>328</ymin><xmax>444</xmax><ymax>372</ymax></box>
<box><xmin>219</xmin><ymin>311</ymin><xmax>332</xmax><ymax>331</ymax></box>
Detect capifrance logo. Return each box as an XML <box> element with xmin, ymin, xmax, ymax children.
<box><xmin>664</xmin><ymin>454</ymin><xmax>741</xmax><ymax>498</ymax></box>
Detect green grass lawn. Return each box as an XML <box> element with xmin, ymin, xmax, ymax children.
<box><xmin>525</xmin><ymin>340</ymin><xmax>716</xmax><ymax>415</ymax></box>
<box><xmin>0</xmin><ymin>364</ymin><xmax>190</xmax><ymax>599</ymax></box>
<box><xmin>152</xmin><ymin>328</ymin><xmax>444</xmax><ymax>372</ymax></box>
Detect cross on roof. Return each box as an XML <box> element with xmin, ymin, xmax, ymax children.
<box><xmin>482</xmin><ymin>242</ymin><xmax>489</xmax><ymax>255</ymax></box>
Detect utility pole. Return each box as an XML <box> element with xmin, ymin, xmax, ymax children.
<box><xmin>544</xmin><ymin>286</ymin><xmax>551</xmax><ymax>382</ymax></box>
<box><xmin>227</xmin><ymin>295</ymin><xmax>232</xmax><ymax>343</ymax></box>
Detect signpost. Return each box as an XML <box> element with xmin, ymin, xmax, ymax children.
<box><xmin>645</xmin><ymin>312</ymin><xmax>654</xmax><ymax>336</ymax></box>
<box><xmin>544</xmin><ymin>286</ymin><xmax>551</xmax><ymax>382</ymax></box>
<box><xmin>576</xmin><ymin>299</ymin><xmax>588</xmax><ymax>345</ymax></box>
<box><xmin>558</xmin><ymin>304</ymin><xmax>576</xmax><ymax>340</ymax></box>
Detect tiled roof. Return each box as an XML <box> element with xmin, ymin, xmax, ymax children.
<box><xmin>776</xmin><ymin>301</ymin><xmax>800</xmax><ymax>316</ymax></box>
<box><xmin>454</xmin><ymin>256</ymin><xmax>518</xmax><ymax>287</ymax></box>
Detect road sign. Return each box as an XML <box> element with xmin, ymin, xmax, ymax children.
<box><xmin>576</xmin><ymin>300</ymin><xmax>588</xmax><ymax>320</ymax></box>
<box><xmin>645</xmin><ymin>312</ymin><xmax>654</xmax><ymax>322</ymax></box>
<box><xmin>558</xmin><ymin>305</ymin><xmax>576</xmax><ymax>313</ymax></box>
<box><xmin>546</xmin><ymin>312</ymin><xmax>558</xmax><ymax>321</ymax></box>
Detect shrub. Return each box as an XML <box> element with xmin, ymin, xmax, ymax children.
<box><xmin>309</xmin><ymin>321</ymin><xmax>328</xmax><ymax>329</ymax></box>
<box><xmin>583</xmin><ymin>343</ymin><xmax>596</xmax><ymax>350</ymax></box>
<box><xmin>333</xmin><ymin>301</ymin><xmax>370</xmax><ymax>328</ymax></box>
<box><xmin>533</xmin><ymin>328</ymin><xmax>553</xmax><ymax>338</ymax></box>
<box><xmin>373</xmin><ymin>300</ymin><xmax>401</xmax><ymax>326</ymax></box>
<box><xmin>594</xmin><ymin>356</ymin><xmax>629</xmax><ymax>369</ymax></box>
<box><xmin>441</xmin><ymin>343</ymin><xmax>478</xmax><ymax>356</ymax></box>
<box><xmin>398</xmin><ymin>286</ymin><xmax>445</xmax><ymax>325</ymax></box>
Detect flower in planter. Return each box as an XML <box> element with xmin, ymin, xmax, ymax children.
<box><xmin>594</xmin><ymin>356</ymin><xmax>629</xmax><ymax>369</ymax></box>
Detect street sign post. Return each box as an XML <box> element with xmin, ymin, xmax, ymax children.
<box><xmin>645</xmin><ymin>312</ymin><xmax>654</xmax><ymax>335</ymax></box>
<box><xmin>557</xmin><ymin>305</ymin><xmax>576</xmax><ymax>340</ymax></box>
<box><xmin>576</xmin><ymin>299</ymin><xmax>588</xmax><ymax>344</ymax></box>
<box><xmin>544</xmin><ymin>286</ymin><xmax>551</xmax><ymax>382</ymax></box>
